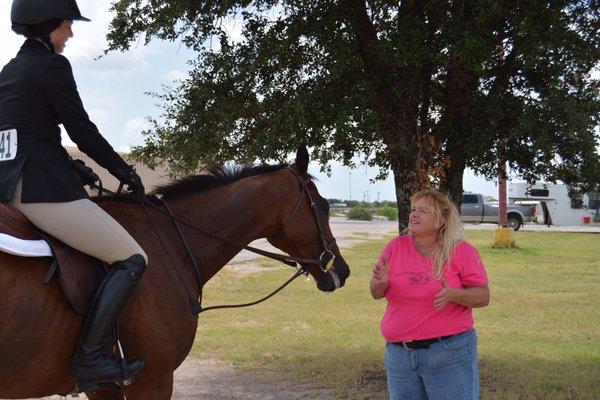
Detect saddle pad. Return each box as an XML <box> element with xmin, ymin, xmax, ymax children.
<box><xmin>0</xmin><ymin>232</ymin><xmax>52</xmax><ymax>257</ymax></box>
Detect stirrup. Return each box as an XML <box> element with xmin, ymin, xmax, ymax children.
<box><xmin>116</xmin><ymin>339</ymin><xmax>132</xmax><ymax>386</ymax></box>
<box><xmin>74</xmin><ymin>360</ymin><xmax>143</xmax><ymax>393</ymax></box>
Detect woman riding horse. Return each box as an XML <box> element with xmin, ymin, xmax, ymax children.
<box><xmin>0</xmin><ymin>0</ymin><xmax>147</xmax><ymax>392</ymax></box>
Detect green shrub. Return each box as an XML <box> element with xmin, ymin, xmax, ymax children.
<box><xmin>347</xmin><ymin>207</ymin><xmax>373</xmax><ymax>221</ymax></box>
<box><xmin>376</xmin><ymin>207</ymin><xmax>398</xmax><ymax>221</ymax></box>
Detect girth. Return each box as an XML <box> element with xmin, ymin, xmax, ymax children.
<box><xmin>0</xmin><ymin>203</ymin><xmax>104</xmax><ymax>315</ymax></box>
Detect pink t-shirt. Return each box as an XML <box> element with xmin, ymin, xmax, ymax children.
<box><xmin>379</xmin><ymin>235</ymin><xmax>488</xmax><ymax>342</ymax></box>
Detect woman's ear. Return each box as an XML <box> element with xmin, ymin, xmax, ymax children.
<box><xmin>437</xmin><ymin>217</ymin><xmax>447</xmax><ymax>230</ymax></box>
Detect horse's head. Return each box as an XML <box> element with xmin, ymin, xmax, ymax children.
<box><xmin>267</xmin><ymin>146</ymin><xmax>350</xmax><ymax>292</ymax></box>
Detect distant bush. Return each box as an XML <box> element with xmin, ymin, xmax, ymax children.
<box><xmin>376</xmin><ymin>207</ymin><xmax>398</xmax><ymax>221</ymax></box>
<box><xmin>347</xmin><ymin>207</ymin><xmax>373</xmax><ymax>221</ymax></box>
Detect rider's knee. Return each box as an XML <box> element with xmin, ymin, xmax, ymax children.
<box><xmin>115</xmin><ymin>253</ymin><xmax>147</xmax><ymax>278</ymax></box>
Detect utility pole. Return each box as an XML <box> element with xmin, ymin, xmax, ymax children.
<box><xmin>498</xmin><ymin>156</ymin><xmax>507</xmax><ymax>227</ymax></box>
<box><xmin>348</xmin><ymin>172</ymin><xmax>352</xmax><ymax>202</ymax></box>
<box><xmin>497</xmin><ymin>42</ymin><xmax>508</xmax><ymax>228</ymax></box>
<box><xmin>492</xmin><ymin>41</ymin><xmax>514</xmax><ymax>248</ymax></box>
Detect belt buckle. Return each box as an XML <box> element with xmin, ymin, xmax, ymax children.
<box><xmin>402</xmin><ymin>341</ymin><xmax>413</xmax><ymax>351</ymax></box>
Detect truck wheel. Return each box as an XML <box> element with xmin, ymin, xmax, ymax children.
<box><xmin>507</xmin><ymin>215</ymin><xmax>522</xmax><ymax>231</ymax></box>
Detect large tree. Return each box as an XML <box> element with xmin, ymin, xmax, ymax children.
<box><xmin>410</xmin><ymin>0</ymin><xmax>600</xmax><ymax>205</ymax></box>
<box><xmin>106</xmin><ymin>0</ymin><xmax>600</xmax><ymax>228</ymax></box>
<box><xmin>462</xmin><ymin>1</ymin><xmax>600</xmax><ymax>198</ymax></box>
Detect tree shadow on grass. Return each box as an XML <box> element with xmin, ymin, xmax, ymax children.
<box><xmin>336</xmin><ymin>354</ymin><xmax>599</xmax><ymax>400</ymax></box>
<box><xmin>479</xmin><ymin>354</ymin><xmax>599</xmax><ymax>400</ymax></box>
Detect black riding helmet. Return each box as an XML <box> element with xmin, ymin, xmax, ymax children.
<box><xmin>11</xmin><ymin>0</ymin><xmax>90</xmax><ymax>53</ymax></box>
<box><xmin>11</xmin><ymin>0</ymin><xmax>91</xmax><ymax>24</ymax></box>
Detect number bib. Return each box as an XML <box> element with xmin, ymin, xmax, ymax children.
<box><xmin>0</xmin><ymin>129</ymin><xmax>18</xmax><ymax>162</ymax></box>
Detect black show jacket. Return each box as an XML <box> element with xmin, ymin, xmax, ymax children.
<box><xmin>0</xmin><ymin>39</ymin><xmax>130</xmax><ymax>203</ymax></box>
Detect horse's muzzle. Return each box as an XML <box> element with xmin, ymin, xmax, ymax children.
<box><xmin>316</xmin><ymin>257</ymin><xmax>349</xmax><ymax>292</ymax></box>
<box><xmin>316</xmin><ymin>272</ymin><xmax>337</xmax><ymax>292</ymax></box>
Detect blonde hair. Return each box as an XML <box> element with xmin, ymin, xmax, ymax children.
<box><xmin>409</xmin><ymin>190</ymin><xmax>464</xmax><ymax>280</ymax></box>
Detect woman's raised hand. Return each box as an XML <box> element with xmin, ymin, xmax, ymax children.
<box><xmin>372</xmin><ymin>257</ymin><xmax>389</xmax><ymax>286</ymax></box>
<box><xmin>370</xmin><ymin>256</ymin><xmax>389</xmax><ymax>299</ymax></box>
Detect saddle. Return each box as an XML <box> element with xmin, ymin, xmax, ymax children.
<box><xmin>0</xmin><ymin>203</ymin><xmax>104</xmax><ymax>315</ymax></box>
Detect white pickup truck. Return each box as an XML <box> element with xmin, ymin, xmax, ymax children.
<box><xmin>461</xmin><ymin>193</ymin><xmax>536</xmax><ymax>231</ymax></box>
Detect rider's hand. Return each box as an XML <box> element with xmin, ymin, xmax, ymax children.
<box><xmin>126</xmin><ymin>169</ymin><xmax>145</xmax><ymax>201</ymax></box>
<box><xmin>70</xmin><ymin>158</ymin><xmax>100</xmax><ymax>187</ymax></box>
<box><xmin>116</xmin><ymin>166</ymin><xmax>145</xmax><ymax>201</ymax></box>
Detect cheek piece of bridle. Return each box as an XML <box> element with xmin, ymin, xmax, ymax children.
<box><xmin>269</xmin><ymin>168</ymin><xmax>338</xmax><ymax>273</ymax></box>
<box><xmin>98</xmin><ymin>167</ymin><xmax>340</xmax><ymax>316</ymax></box>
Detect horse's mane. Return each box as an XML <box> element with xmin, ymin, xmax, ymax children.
<box><xmin>151</xmin><ymin>163</ymin><xmax>291</xmax><ymax>200</ymax></box>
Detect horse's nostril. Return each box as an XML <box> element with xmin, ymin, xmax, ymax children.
<box><xmin>332</xmin><ymin>258</ymin><xmax>350</xmax><ymax>282</ymax></box>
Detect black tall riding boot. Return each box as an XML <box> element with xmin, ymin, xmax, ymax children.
<box><xmin>71</xmin><ymin>254</ymin><xmax>147</xmax><ymax>392</ymax></box>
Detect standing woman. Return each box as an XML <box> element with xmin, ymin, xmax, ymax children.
<box><xmin>0</xmin><ymin>0</ymin><xmax>148</xmax><ymax>392</ymax></box>
<box><xmin>370</xmin><ymin>190</ymin><xmax>490</xmax><ymax>400</ymax></box>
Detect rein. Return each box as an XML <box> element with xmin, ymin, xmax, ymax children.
<box><xmin>91</xmin><ymin>167</ymin><xmax>335</xmax><ymax>315</ymax></box>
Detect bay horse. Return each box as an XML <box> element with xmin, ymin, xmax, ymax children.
<box><xmin>0</xmin><ymin>147</ymin><xmax>350</xmax><ymax>399</ymax></box>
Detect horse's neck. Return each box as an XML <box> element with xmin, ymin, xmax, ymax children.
<box><xmin>168</xmin><ymin>178</ymin><xmax>284</xmax><ymax>288</ymax></box>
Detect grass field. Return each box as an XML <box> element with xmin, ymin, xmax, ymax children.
<box><xmin>193</xmin><ymin>230</ymin><xmax>600</xmax><ymax>399</ymax></box>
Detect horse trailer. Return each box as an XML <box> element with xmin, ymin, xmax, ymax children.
<box><xmin>508</xmin><ymin>182</ymin><xmax>599</xmax><ymax>226</ymax></box>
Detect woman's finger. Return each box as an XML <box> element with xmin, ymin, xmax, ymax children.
<box><xmin>434</xmin><ymin>299</ymin><xmax>446</xmax><ymax>309</ymax></box>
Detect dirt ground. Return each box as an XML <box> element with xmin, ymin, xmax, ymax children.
<box><xmin>34</xmin><ymin>356</ymin><xmax>335</xmax><ymax>399</ymax></box>
<box><xmin>171</xmin><ymin>358</ymin><xmax>336</xmax><ymax>400</ymax></box>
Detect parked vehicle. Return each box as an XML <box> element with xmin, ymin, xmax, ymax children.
<box><xmin>509</xmin><ymin>182</ymin><xmax>599</xmax><ymax>226</ymax></box>
<box><xmin>461</xmin><ymin>193</ymin><xmax>536</xmax><ymax>231</ymax></box>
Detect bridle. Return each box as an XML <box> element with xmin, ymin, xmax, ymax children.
<box><xmin>269</xmin><ymin>167</ymin><xmax>337</xmax><ymax>274</ymax></box>
<box><xmin>96</xmin><ymin>166</ymin><xmax>340</xmax><ymax>315</ymax></box>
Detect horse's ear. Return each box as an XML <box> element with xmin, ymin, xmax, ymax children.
<box><xmin>295</xmin><ymin>145</ymin><xmax>309</xmax><ymax>174</ymax></box>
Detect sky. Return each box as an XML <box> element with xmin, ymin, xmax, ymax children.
<box><xmin>0</xmin><ymin>0</ymin><xmax>501</xmax><ymax>201</ymax></box>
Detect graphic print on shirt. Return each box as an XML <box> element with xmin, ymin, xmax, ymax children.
<box><xmin>393</xmin><ymin>270</ymin><xmax>433</xmax><ymax>285</ymax></box>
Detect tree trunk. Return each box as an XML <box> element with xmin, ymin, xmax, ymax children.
<box><xmin>436</xmin><ymin>0</ymin><xmax>481</xmax><ymax>211</ymax></box>
<box><xmin>390</xmin><ymin>148</ymin><xmax>422</xmax><ymax>233</ymax></box>
<box><xmin>442</xmin><ymin>154</ymin><xmax>466</xmax><ymax>210</ymax></box>
<box><xmin>343</xmin><ymin>0</ymin><xmax>427</xmax><ymax>233</ymax></box>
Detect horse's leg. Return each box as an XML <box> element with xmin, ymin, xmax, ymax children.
<box><xmin>123</xmin><ymin>373</ymin><xmax>174</xmax><ymax>400</ymax></box>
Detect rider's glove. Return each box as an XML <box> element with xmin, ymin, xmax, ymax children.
<box><xmin>114</xmin><ymin>165</ymin><xmax>145</xmax><ymax>201</ymax></box>
<box><xmin>70</xmin><ymin>158</ymin><xmax>100</xmax><ymax>187</ymax></box>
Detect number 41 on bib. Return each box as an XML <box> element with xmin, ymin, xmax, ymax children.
<box><xmin>0</xmin><ymin>129</ymin><xmax>18</xmax><ymax>162</ymax></box>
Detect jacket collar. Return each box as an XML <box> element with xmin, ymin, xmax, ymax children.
<box><xmin>21</xmin><ymin>38</ymin><xmax>53</xmax><ymax>53</ymax></box>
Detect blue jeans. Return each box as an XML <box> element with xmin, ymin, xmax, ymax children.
<box><xmin>384</xmin><ymin>329</ymin><xmax>479</xmax><ymax>400</ymax></box>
